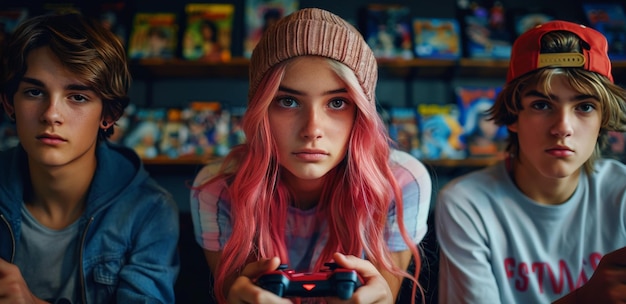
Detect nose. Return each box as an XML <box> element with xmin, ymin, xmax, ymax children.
<box><xmin>300</xmin><ymin>107</ymin><xmax>323</xmax><ymax>140</ymax></box>
<box><xmin>550</xmin><ymin>109</ymin><xmax>573</xmax><ymax>138</ymax></box>
<box><xmin>40</xmin><ymin>96</ymin><xmax>63</xmax><ymax>125</ymax></box>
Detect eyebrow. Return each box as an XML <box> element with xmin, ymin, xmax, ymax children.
<box><xmin>278</xmin><ymin>85</ymin><xmax>348</xmax><ymax>96</ymax></box>
<box><xmin>524</xmin><ymin>89</ymin><xmax>597</xmax><ymax>101</ymax></box>
<box><xmin>21</xmin><ymin>77</ymin><xmax>93</xmax><ymax>92</ymax></box>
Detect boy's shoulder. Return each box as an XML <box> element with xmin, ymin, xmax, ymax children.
<box><xmin>592</xmin><ymin>158</ymin><xmax>626</xmax><ymax>181</ymax></box>
<box><xmin>441</xmin><ymin>162</ymin><xmax>507</xmax><ymax>194</ymax></box>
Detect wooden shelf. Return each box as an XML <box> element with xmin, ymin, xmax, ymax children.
<box><xmin>130</xmin><ymin>58</ymin><xmax>250</xmax><ymax>78</ymax></box>
<box><xmin>377</xmin><ymin>58</ymin><xmax>457</xmax><ymax>78</ymax></box>
<box><xmin>129</xmin><ymin>57</ymin><xmax>461</xmax><ymax>79</ymax></box>
<box><xmin>457</xmin><ymin>58</ymin><xmax>509</xmax><ymax>78</ymax></box>
<box><xmin>129</xmin><ymin>57</ymin><xmax>626</xmax><ymax>81</ymax></box>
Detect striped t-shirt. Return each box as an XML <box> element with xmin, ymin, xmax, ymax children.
<box><xmin>190</xmin><ymin>149</ymin><xmax>431</xmax><ymax>271</ymax></box>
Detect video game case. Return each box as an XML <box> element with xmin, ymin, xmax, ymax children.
<box><xmin>417</xmin><ymin>103</ymin><xmax>466</xmax><ymax>160</ymax></box>
<box><xmin>243</xmin><ymin>0</ymin><xmax>299</xmax><ymax>58</ymax></box>
<box><xmin>182</xmin><ymin>3</ymin><xmax>235</xmax><ymax>62</ymax></box>
<box><xmin>507</xmin><ymin>7</ymin><xmax>555</xmax><ymax>37</ymax></box>
<box><xmin>128</xmin><ymin>12</ymin><xmax>179</xmax><ymax>60</ymax></box>
<box><xmin>123</xmin><ymin>108</ymin><xmax>167</xmax><ymax>159</ymax></box>
<box><xmin>457</xmin><ymin>0</ymin><xmax>513</xmax><ymax>59</ymax></box>
<box><xmin>582</xmin><ymin>3</ymin><xmax>626</xmax><ymax>60</ymax></box>
<box><xmin>388</xmin><ymin>107</ymin><xmax>421</xmax><ymax>158</ymax></box>
<box><xmin>412</xmin><ymin>17</ymin><xmax>462</xmax><ymax>59</ymax></box>
<box><xmin>361</xmin><ymin>4</ymin><xmax>414</xmax><ymax>60</ymax></box>
<box><xmin>95</xmin><ymin>1</ymin><xmax>132</xmax><ymax>46</ymax></box>
<box><xmin>455</xmin><ymin>86</ymin><xmax>508</xmax><ymax>158</ymax></box>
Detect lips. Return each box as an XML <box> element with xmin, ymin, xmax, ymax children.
<box><xmin>545</xmin><ymin>145</ymin><xmax>574</xmax><ymax>157</ymax></box>
<box><xmin>36</xmin><ymin>133</ymin><xmax>67</xmax><ymax>144</ymax></box>
<box><xmin>37</xmin><ymin>133</ymin><xmax>65</xmax><ymax>140</ymax></box>
<box><xmin>546</xmin><ymin>145</ymin><xmax>573</xmax><ymax>152</ymax></box>
<box><xmin>293</xmin><ymin>149</ymin><xmax>329</xmax><ymax>161</ymax></box>
<box><xmin>293</xmin><ymin>149</ymin><xmax>328</xmax><ymax>155</ymax></box>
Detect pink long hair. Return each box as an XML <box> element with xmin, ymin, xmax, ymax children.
<box><xmin>202</xmin><ymin>57</ymin><xmax>422</xmax><ymax>302</ymax></box>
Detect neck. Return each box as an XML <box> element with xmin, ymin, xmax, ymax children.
<box><xmin>509</xmin><ymin>157</ymin><xmax>580</xmax><ymax>205</ymax></box>
<box><xmin>282</xmin><ymin>171</ymin><xmax>324</xmax><ymax>210</ymax></box>
<box><xmin>25</xmin><ymin>155</ymin><xmax>97</xmax><ymax>229</ymax></box>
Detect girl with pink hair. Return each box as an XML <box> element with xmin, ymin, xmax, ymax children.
<box><xmin>190</xmin><ymin>7</ymin><xmax>432</xmax><ymax>303</ymax></box>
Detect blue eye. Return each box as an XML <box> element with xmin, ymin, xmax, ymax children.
<box><xmin>329</xmin><ymin>99</ymin><xmax>346</xmax><ymax>109</ymax></box>
<box><xmin>276</xmin><ymin>97</ymin><xmax>299</xmax><ymax>108</ymax></box>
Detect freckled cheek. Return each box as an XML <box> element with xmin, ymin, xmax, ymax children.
<box><xmin>334</xmin><ymin>120</ymin><xmax>354</xmax><ymax>148</ymax></box>
<box><xmin>268</xmin><ymin>116</ymin><xmax>294</xmax><ymax>149</ymax></box>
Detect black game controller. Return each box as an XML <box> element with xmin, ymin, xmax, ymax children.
<box><xmin>255</xmin><ymin>262</ymin><xmax>363</xmax><ymax>300</ymax></box>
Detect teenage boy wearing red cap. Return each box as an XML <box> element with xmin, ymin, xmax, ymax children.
<box><xmin>435</xmin><ymin>20</ymin><xmax>626</xmax><ymax>303</ymax></box>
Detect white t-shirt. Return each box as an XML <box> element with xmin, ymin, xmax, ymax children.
<box><xmin>436</xmin><ymin>158</ymin><xmax>626</xmax><ymax>303</ymax></box>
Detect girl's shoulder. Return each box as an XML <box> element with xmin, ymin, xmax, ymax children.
<box><xmin>193</xmin><ymin>159</ymin><xmax>224</xmax><ymax>187</ymax></box>
<box><xmin>389</xmin><ymin>149</ymin><xmax>430</xmax><ymax>186</ymax></box>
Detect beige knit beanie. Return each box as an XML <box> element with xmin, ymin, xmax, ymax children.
<box><xmin>249</xmin><ymin>7</ymin><xmax>377</xmax><ymax>103</ymax></box>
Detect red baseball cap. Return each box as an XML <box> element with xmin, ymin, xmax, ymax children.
<box><xmin>507</xmin><ymin>20</ymin><xmax>613</xmax><ymax>83</ymax></box>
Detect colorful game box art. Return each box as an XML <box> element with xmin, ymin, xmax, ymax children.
<box><xmin>362</xmin><ymin>4</ymin><xmax>414</xmax><ymax>59</ymax></box>
<box><xmin>459</xmin><ymin>0</ymin><xmax>513</xmax><ymax>59</ymax></box>
<box><xmin>128</xmin><ymin>12</ymin><xmax>178</xmax><ymax>60</ymax></box>
<box><xmin>455</xmin><ymin>86</ymin><xmax>508</xmax><ymax>158</ymax></box>
<box><xmin>388</xmin><ymin>107</ymin><xmax>421</xmax><ymax>158</ymax></box>
<box><xmin>511</xmin><ymin>10</ymin><xmax>554</xmax><ymax>37</ymax></box>
<box><xmin>123</xmin><ymin>108</ymin><xmax>167</xmax><ymax>159</ymax></box>
<box><xmin>582</xmin><ymin>3</ymin><xmax>626</xmax><ymax>60</ymax></box>
<box><xmin>417</xmin><ymin>103</ymin><xmax>466</xmax><ymax>160</ymax></box>
<box><xmin>96</xmin><ymin>1</ymin><xmax>130</xmax><ymax>46</ymax></box>
<box><xmin>412</xmin><ymin>18</ymin><xmax>461</xmax><ymax>59</ymax></box>
<box><xmin>183</xmin><ymin>3</ymin><xmax>235</xmax><ymax>62</ymax></box>
<box><xmin>243</xmin><ymin>0</ymin><xmax>298</xmax><ymax>58</ymax></box>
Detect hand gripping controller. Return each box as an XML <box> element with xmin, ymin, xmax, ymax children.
<box><xmin>255</xmin><ymin>263</ymin><xmax>363</xmax><ymax>300</ymax></box>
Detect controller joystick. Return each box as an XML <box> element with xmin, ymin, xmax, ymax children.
<box><xmin>255</xmin><ymin>262</ymin><xmax>363</xmax><ymax>300</ymax></box>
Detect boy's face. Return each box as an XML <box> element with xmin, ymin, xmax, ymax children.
<box><xmin>508</xmin><ymin>75</ymin><xmax>601</xmax><ymax>179</ymax></box>
<box><xmin>268</xmin><ymin>56</ymin><xmax>356</xmax><ymax>185</ymax></box>
<box><xmin>6</xmin><ymin>46</ymin><xmax>104</xmax><ymax>167</ymax></box>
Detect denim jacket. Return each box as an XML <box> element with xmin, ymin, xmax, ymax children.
<box><xmin>0</xmin><ymin>142</ymin><xmax>180</xmax><ymax>303</ymax></box>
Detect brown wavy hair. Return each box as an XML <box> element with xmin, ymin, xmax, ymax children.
<box><xmin>0</xmin><ymin>13</ymin><xmax>131</xmax><ymax>140</ymax></box>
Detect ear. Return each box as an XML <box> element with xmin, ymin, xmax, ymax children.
<box><xmin>1</xmin><ymin>94</ymin><xmax>15</xmax><ymax>120</ymax></box>
<box><xmin>507</xmin><ymin>122</ymin><xmax>518</xmax><ymax>133</ymax></box>
<box><xmin>100</xmin><ymin>116</ymin><xmax>113</xmax><ymax>130</ymax></box>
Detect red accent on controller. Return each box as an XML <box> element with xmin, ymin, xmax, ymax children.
<box><xmin>255</xmin><ymin>263</ymin><xmax>363</xmax><ymax>300</ymax></box>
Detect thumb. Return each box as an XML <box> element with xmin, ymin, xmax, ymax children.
<box><xmin>333</xmin><ymin>252</ymin><xmax>379</xmax><ymax>278</ymax></box>
<box><xmin>241</xmin><ymin>256</ymin><xmax>282</xmax><ymax>278</ymax></box>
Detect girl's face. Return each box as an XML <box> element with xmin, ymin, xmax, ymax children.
<box><xmin>7</xmin><ymin>46</ymin><xmax>104</xmax><ymax>168</ymax></box>
<box><xmin>268</xmin><ymin>56</ymin><xmax>356</xmax><ymax>182</ymax></box>
<box><xmin>509</xmin><ymin>75</ymin><xmax>601</xmax><ymax>180</ymax></box>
